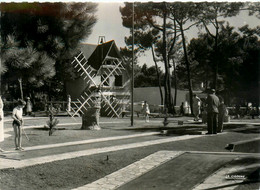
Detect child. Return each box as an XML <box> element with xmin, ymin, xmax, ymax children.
<box><xmin>144</xmin><ymin>101</ymin><xmax>150</xmax><ymax>122</ymax></box>
<box><xmin>12</xmin><ymin>99</ymin><xmax>26</xmax><ymax>150</ymax></box>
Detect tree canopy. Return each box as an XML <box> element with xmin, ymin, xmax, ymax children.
<box><xmin>181</xmin><ymin>24</ymin><xmax>260</xmax><ymax>105</ymax></box>
<box><xmin>1</xmin><ymin>2</ymin><xmax>97</xmax><ymax>100</ymax></box>
<box><xmin>121</xmin><ymin>1</ymin><xmax>259</xmax><ymax>109</ymax></box>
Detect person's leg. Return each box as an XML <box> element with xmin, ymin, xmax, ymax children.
<box><xmin>193</xmin><ymin>108</ymin><xmax>197</xmax><ymax>121</ymax></box>
<box><xmin>213</xmin><ymin>113</ymin><xmax>218</xmax><ymax>134</ymax></box>
<box><xmin>194</xmin><ymin>108</ymin><xmax>199</xmax><ymax>121</ymax></box>
<box><xmin>17</xmin><ymin>126</ymin><xmax>23</xmax><ymax>149</ymax></box>
<box><xmin>12</xmin><ymin>124</ymin><xmax>19</xmax><ymax>149</ymax></box>
<box><xmin>218</xmin><ymin>114</ymin><xmax>224</xmax><ymax>133</ymax></box>
<box><xmin>207</xmin><ymin>113</ymin><xmax>213</xmax><ymax>134</ymax></box>
<box><xmin>197</xmin><ymin>108</ymin><xmax>200</xmax><ymax>120</ymax></box>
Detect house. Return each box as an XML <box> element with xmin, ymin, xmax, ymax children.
<box><xmin>66</xmin><ymin>40</ymin><xmax>131</xmax><ymax>117</ymax></box>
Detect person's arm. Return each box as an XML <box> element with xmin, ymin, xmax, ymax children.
<box><xmin>12</xmin><ymin>108</ymin><xmax>21</xmax><ymax>125</ymax></box>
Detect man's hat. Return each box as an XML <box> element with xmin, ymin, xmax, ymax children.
<box><xmin>210</xmin><ymin>89</ymin><xmax>215</xmax><ymax>93</ymax></box>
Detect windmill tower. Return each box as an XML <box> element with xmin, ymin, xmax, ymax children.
<box><xmin>67</xmin><ymin>40</ymin><xmax>131</xmax><ymax>119</ymax></box>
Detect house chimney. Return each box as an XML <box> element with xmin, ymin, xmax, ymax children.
<box><xmin>98</xmin><ymin>36</ymin><xmax>106</xmax><ymax>44</ymax></box>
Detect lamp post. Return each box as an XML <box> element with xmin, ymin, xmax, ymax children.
<box><xmin>131</xmin><ymin>2</ymin><xmax>134</xmax><ymax>126</ymax></box>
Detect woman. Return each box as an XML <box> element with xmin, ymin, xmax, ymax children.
<box><xmin>26</xmin><ymin>97</ymin><xmax>33</xmax><ymax>116</ymax></box>
<box><xmin>12</xmin><ymin>99</ymin><xmax>26</xmax><ymax>150</ymax></box>
<box><xmin>0</xmin><ymin>96</ymin><xmax>4</xmax><ymax>152</ymax></box>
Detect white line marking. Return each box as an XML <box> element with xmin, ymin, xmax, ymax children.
<box><xmin>12</xmin><ymin>132</ymin><xmax>161</xmax><ymax>151</ymax></box>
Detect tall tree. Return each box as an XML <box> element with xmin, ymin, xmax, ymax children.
<box><xmin>123</xmin><ymin>26</ymin><xmax>164</xmax><ymax>105</ymax></box>
<box><xmin>186</xmin><ymin>24</ymin><xmax>260</xmax><ymax>106</ymax></box>
<box><xmin>168</xmin><ymin>2</ymin><xmax>200</xmax><ymax>114</ymax></box>
<box><xmin>120</xmin><ymin>2</ymin><xmax>176</xmax><ymax>113</ymax></box>
<box><xmin>0</xmin><ymin>2</ymin><xmax>97</xmax><ymax>100</ymax></box>
<box><xmin>196</xmin><ymin>2</ymin><xmax>244</xmax><ymax>90</ymax></box>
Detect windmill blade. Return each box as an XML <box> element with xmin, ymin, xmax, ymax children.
<box><xmin>99</xmin><ymin>60</ymin><xmax>125</xmax><ymax>86</ymax></box>
<box><xmin>100</xmin><ymin>92</ymin><xmax>120</xmax><ymax>118</ymax></box>
<box><xmin>74</xmin><ymin>57</ymin><xmax>97</xmax><ymax>87</ymax></box>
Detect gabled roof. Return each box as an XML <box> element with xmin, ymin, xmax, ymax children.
<box><xmin>79</xmin><ymin>43</ymin><xmax>97</xmax><ymax>60</ymax></box>
<box><xmin>80</xmin><ymin>40</ymin><xmax>122</xmax><ymax>70</ymax></box>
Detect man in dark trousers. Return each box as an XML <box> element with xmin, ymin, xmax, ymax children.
<box><xmin>206</xmin><ymin>89</ymin><xmax>220</xmax><ymax>134</ymax></box>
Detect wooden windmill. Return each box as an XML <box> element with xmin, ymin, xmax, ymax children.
<box><xmin>67</xmin><ymin>40</ymin><xmax>130</xmax><ymax>119</ymax></box>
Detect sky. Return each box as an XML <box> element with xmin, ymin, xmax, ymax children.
<box><xmin>84</xmin><ymin>2</ymin><xmax>259</xmax><ymax>68</ymax></box>
<box><xmin>2</xmin><ymin>1</ymin><xmax>258</xmax><ymax>68</ymax></box>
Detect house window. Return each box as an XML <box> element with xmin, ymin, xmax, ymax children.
<box><xmin>101</xmin><ymin>75</ymin><xmax>109</xmax><ymax>86</ymax></box>
<box><xmin>115</xmin><ymin>75</ymin><xmax>123</xmax><ymax>87</ymax></box>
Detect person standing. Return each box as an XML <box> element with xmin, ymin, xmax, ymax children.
<box><xmin>206</xmin><ymin>89</ymin><xmax>220</xmax><ymax>134</ymax></box>
<box><xmin>67</xmin><ymin>95</ymin><xmax>71</xmax><ymax>112</ymax></box>
<box><xmin>0</xmin><ymin>96</ymin><xmax>5</xmax><ymax>152</ymax></box>
<box><xmin>218</xmin><ymin>97</ymin><xmax>227</xmax><ymax>133</ymax></box>
<box><xmin>26</xmin><ymin>97</ymin><xmax>33</xmax><ymax>116</ymax></box>
<box><xmin>192</xmin><ymin>94</ymin><xmax>201</xmax><ymax>121</ymax></box>
<box><xmin>12</xmin><ymin>99</ymin><xmax>26</xmax><ymax>150</ymax></box>
<box><xmin>144</xmin><ymin>101</ymin><xmax>150</xmax><ymax>122</ymax></box>
<box><xmin>179</xmin><ymin>102</ymin><xmax>185</xmax><ymax>116</ymax></box>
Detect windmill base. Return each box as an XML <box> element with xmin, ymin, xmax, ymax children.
<box><xmin>81</xmin><ymin>107</ymin><xmax>101</xmax><ymax>130</ymax></box>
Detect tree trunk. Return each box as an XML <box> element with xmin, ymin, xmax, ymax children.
<box><xmin>213</xmin><ymin>28</ymin><xmax>219</xmax><ymax>90</ymax></box>
<box><xmin>162</xmin><ymin>8</ymin><xmax>171</xmax><ymax>114</ymax></box>
<box><xmin>81</xmin><ymin>92</ymin><xmax>101</xmax><ymax>130</ymax></box>
<box><xmin>18</xmin><ymin>78</ymin><xmax>24</xmax><ymax>100</ymax></box>
<box><xmin>151</xmin><ymin>45</ymin><xmax>163</xmax><ymax>105</ymax></box>
<box><xmin>173</xmin><ymin>58</ymin><xmax>178</xmax><ymax>107</ymax></box>
<box><xmin>179</xmin><ymin>22</ymin><xmax>193</xmax><ymax>115</ymax></box>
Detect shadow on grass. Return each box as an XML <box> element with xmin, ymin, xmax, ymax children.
<box><xmin>226</xmin><ymin>157</ymin><xmax>260</xmax><ymax>179</ymax></box>
<box><xmin>224</xmin><ymin>123</ymin><xmax>249</xmax><ymax>129</ymax></box>
<box><xmin>115</xmin><ymin>125</ymin><xmax>206</xmax><ymax>136</ymax></box>
<box><xmin>33</xmin><ymin>127</ymin><xmax>66</xmax><ymax>131</ymax></box>
<box><xmin>205</xmin><ymin>158</ymin><xmax>260</xmax><ymax>190</ymax></box>
<box><xmin>225</xmin><ymin>124</ymin><xmax>260</xmax><ymax>134</ymax></box>
<box><xmin>205</xmin><ymin>181</ymin><xmax>260</xmax><ymax>190</ymax></box>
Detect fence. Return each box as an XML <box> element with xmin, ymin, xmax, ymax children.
<box><xmin>3</xmin><ymin>101</ymin><xmax>69</xmax><ymax>112</ymax></box>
